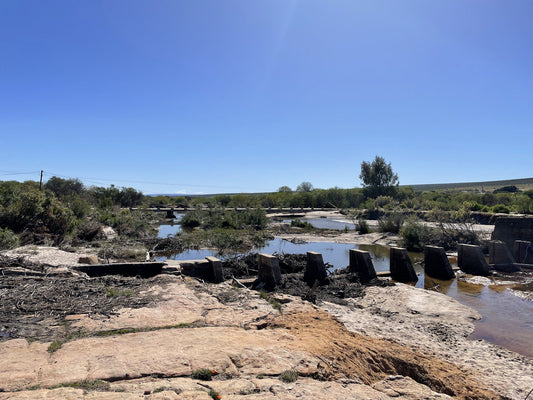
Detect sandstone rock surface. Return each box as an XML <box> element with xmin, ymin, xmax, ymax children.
<box><xmin>0</xmin><ymin>275</ymin><xmax>527</xmax><ymax>399</ymax></box>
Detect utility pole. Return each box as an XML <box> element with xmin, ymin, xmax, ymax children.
<box><xmin>39</xmin><ymin>170</ymin><xmax>43</xmax><ymax>191</ymax></box>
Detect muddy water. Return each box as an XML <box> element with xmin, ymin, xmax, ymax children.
<box><xmin>419</xmin><ymin>274</ymin><xmax>533</xmax><ymax>358</ymax></box>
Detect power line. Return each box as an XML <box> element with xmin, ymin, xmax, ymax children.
<box><xmin>0</xmin><ymin>170</ymin><xmax>41</xmax><ymax>176</ymax></box>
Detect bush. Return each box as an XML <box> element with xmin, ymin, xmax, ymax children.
<box><xmin>291</xmin><ymin>219</ymin><xmax>313</xmax><ymax>229</ymax></box>
<box><xmin>492</xmin><ymin>204</ymin><xmax>510</xmax><ymax>214</ymax></box>
<box><xmin>357</xmin><ymin>218</ymin><xmax>370</xmax><ymax>234</ymax></box>
<box><xmin>377</xmin><ymin>212</ymin><xmax>405</xmax><ymax>233</ymax></box>
<box><xmin>0</xmin><ymin>188</ymin><xmax>75</xmax><ymax>240</ymax></box>
<box><xmin>96</xmin><ymin>209</ymin><xmax>155</xmax><ymax>239</ymax></box>
<box><xmin>0</xmin><ymin>227</ymin><xmax>19</xmax><ymax>249</ymax></box>
<box><xmin>191</xmin><ymin>368</ymin><xmax>214</xmax><ymax>381</ymax></box>
<box><xmin>180</xmin><ymin>208</ymin><xmax>268</xmax><ymax>231</ymax></box>
<box><xmin>399</xmin><ymin>217</ymin><xmax>434</xmax><ymax>251</ymax></box>
<box><xmin>493</xmin><ymin>185</ymin><xmax>519</xmax><ymax>194</ymax></box>
<box><xmin>280</xmin><ymin>369</ymin><xmax>298</xmax><ymax>383</ymax></box>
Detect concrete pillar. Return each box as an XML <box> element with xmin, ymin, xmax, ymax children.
<box><xmin>390</xmin><ymin>247</ymin><xmax>418</xmax><ymax>283</ymax></box>
<box><xmin>513</xmin><ymin>240</ymin><xmax>533</xmax><ymax>264</ymax></box>
<box><xmin>206</xmin><ymin>256</ymin><xmax>224</xmax><ymax>283</ymax></box>
<box><xmin>258</xmin><ymin>253</ymin><xmax>282</xmax><ymax>288</ymax></box>
<box><xmin>349</xmin><ymin>249</ymin><xmax>377</xmax><ymax>283</ymax></box>
<box><xmin>304</xmin><ymin>251</ymin><xmax>327</xmax><ymax>285</ymax></box>
<box><xmin>424</xmin><ymin>246</ymin><xmax>455</xmax><ymax>280</ymax></box>
<box><xmin>489</xmin><ymin>240</ymin><xmax>515</xmax><ymax>264</ymax></box>
<box><xmin>457</xmin><ymin>244</ymin><xmax>490</xmax><ymax>276</ymax></box>
<box><xmin>165</xmin><ymin>209</ymin><xmax>175</xmax><ymax>218</ymax></box>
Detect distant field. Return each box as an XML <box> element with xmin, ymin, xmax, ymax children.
<box><xmin>409</xmin><ymin>177</ymin><xmax>533</xmax><ymax>193</ymax></box>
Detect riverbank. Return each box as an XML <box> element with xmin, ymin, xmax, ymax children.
<box><xmin>0</xmin><ymin>247</ymin><xmax>532</xmax><ymax>399</ymax></box>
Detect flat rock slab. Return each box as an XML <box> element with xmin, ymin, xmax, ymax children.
<box><xmin>0</xmin><ymin>327</ymin><xmax>318</xmax><ymax>391</ymax></box>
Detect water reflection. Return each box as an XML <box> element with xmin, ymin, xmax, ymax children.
<box><xmin>157</xmin><ymin>213</ymin><xmax>183</xmax><ymax>238</ymax></box>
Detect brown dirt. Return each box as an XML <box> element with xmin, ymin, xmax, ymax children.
<box><xmin>265</xmin><ymin>310</ymin><xmax>510</xmax><ymax>400</ymax></box>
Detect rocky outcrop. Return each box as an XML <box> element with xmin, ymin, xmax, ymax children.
<box><xmin>0</xmin><ymin>275</ymin><xmax>526</xmax><ymax>399</ymax></box>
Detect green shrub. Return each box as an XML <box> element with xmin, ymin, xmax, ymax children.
<box><xmin>47</xmin><ymin>340</ymin><xmax>63</xmax><ymax>353</ymax></box>
<box><xmin>492</xmin><ymin>204</ymin><xmax>510</xmax><ymax>214</ymax></box>
<box><xmin>291</xmin><ymin>219</ymin><xmax>312</xmax><ymax>229</ymax></box>
<box><xmin>377</xmin><ymin>212</ymin><xmax>405</xmax><ymax>233</ymax></box>
<box><xmin>0</xmin><ymin>227</ymin><xmax>19</xmax><ymax>249</ymax></box>
<box><xmin>399</xmin><ymin>217</ymin><xmax>434</xmax><ymax>251</ymax></box>
<box><xmin>493</xmin><ymin>185</ymin><xmax>519</xmax><ymax>194</ymax></box>
<box><xmin>192</xmin><ymin>368</ymin><xmax>214</xmax><ymax>381</ymax></box>
<box><xmin>0</xmin><ymin>187</ymin><xmax>75</xmax><ymax>241</ymax></box>
<box><xmin>96</xmin><ymin>209</ymin><xmax>155</xmax><ymax>239</ymax></box>
<box><xmin>280</xmin><ymin>369</ymin><xmax>298</xmax><ymax>383</ymax></box>
<box><xmin>357</xmin><ymin>218</ymin><xmax>370</xmax><ymax>234</ymax></box>
<box><xmin>180</xmin><ymin>208</ymin><xmax>268</xmax><ymax>231</ymax></box>
<box><xmin>375</xmin><ymin>195</ymin><xmax>394</xmax><ymax>208</ymax></box>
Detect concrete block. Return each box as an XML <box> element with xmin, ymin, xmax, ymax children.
<box><xmin>513</xmin><ymin>240</ymin><xmax>533</xmax><ymax>264</ymax></box>
<box><xmin>349</xmin><ymin>249</ymin><xmax>377</xmax><ymax>282</ymax></box>
<box><xmin>424</xmin><ymin>246</ymin><xmax>455</xmax><ymax>280</ymax></box>
<box><xmin>488</xmin><ymin>240</ymin><xmax>515</xmax><ymax>265</ymax></box>
<box><xmin>390</xmin><ymin>247</ymin><xmax>418</xmax><ymax>283</ymax></box>
<box><xmin>457</xmin><ymin>244</ymin><xmax>490</xmax><ymax>276</ymax></box>
<box><xmin>258</xmin><ymin>253</ymin><xmax>282</xmax><ymax>288</ymax></box>
<box><xmin>492</xmin><ymin>216</ymin><xmax>533</xmax><ymax>249</ymax></box>
<box><xmin>304</xmin><ymin>251</ymin><xmax>327</xmax><ymax>284</ymax></box>
<box><xmin>206</xmin><ymin>256</ymin><xmax>224</xmax><ymax>283</ymax></box>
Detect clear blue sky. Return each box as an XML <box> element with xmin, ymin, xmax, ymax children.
<box><xmin>1</xmin><ymin>1</ymin><xmax>532</xmax><ymax>194</ymax></box>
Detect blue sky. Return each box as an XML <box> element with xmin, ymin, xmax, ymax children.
<box><xmin>1</xmin><ymin>1</ymin><xmax>532</xmax><ymax>194</ymax></box>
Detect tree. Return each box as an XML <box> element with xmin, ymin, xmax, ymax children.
<box><xmin>277</xmin><ymin>186</ymin><xmax>292</xmax><ymax>193</ymax></box>
<box><xmin>359</xmin><ymin>156</ymin><xmax>399</xmax><ymax>198</ymax></box>
<box><xmin>44</xmin><ymin>176</ymin><xmax>85</xmax><ymax>199</ymax></box>
<box><xmin>296</xmin><ymin>181</ymin><xmax>314</xmax><ymax>192</ymax></box>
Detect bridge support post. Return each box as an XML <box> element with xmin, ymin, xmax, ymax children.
<box><xmin>513</xmin><ymin>240</ymin><xmax>533</xmax><ymax>264</ymax></box>
<box><xmin>390</xmin><ymin>247</ymin><xmax>418</xmax><ymax>283</ymax></box>
<box><xmin>424</xmin><ymin>246</ymin><xmax>455</xmax><ymax>280</ymax></box>
<box><xmin>206</xmin><ymin>257</ymin><xmax>224</xmax><ymax>283</ymax></box>
<box><xmin>304</xmin><ymin>251</ymin><xmax>327</xmax><ymax>285</ymax></box>
<box><xmin>457</xmin><ymin>244</ymin><xmax>490</xmax><ymax>276</ymax></box>
<box><xmin>258</xmin><ymin>254</ymin><xmax>282</xmax><ymax>289</ymax></box>
<box><xmin>349</xmin><ymin>249</ymin><xmax>377</xmax><ymax>283</ymax></box>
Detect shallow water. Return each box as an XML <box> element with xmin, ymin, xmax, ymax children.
<box><xmin>157</xmin><ymin>214</ymin><xmax>183</xmax><ymax>238</ymax></box>
<box><xmin>284</xmin><ymin>218</ymin><xmax>356</xmax><ymax>231</ymax></box>
<box><xmin>417</xmin><ymin>274</ymin><xmax>533</xmax><ymax>358</ymax></box>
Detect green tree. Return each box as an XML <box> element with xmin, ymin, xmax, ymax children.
<box><xmin>278</xmin><ymin>186</ymin><xmax>292</xmax><ymax>193</ymax></box>
<box><xmin>359</xmin><ymin>156</ymin><xmax>399</xmax><ymax>198</ymax></box>
<box><xmin>44</xmin><ymin>176</ymin><xmax>85</xmax><ymax>199</ymax></box>
<box><xmin>296</xmin><ymin>182</ymin><xmax>313</xmax><ymax>192</ymax></box>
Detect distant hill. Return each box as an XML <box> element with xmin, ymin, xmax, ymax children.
<box><xmin>147</xmin><ymin>177</ymin><xmax>533</xmax><ymax>197</ymax></box>
<box><xmin>409</xmin><ymin>177</ymin><xmax>533</xmax><ymax>192</ymax></box>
